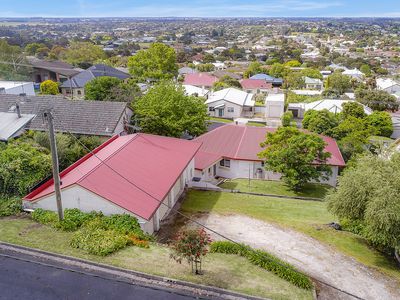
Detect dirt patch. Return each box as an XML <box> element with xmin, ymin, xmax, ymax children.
<box><xmin>18</xmin><ymin>222</ymin><xmax>43</xmax><ymax>236</ymax></box>
<box><xmin>191</xmin><ymin>213</ymin><xmax>400</xmax><ymax>300</ymax></box>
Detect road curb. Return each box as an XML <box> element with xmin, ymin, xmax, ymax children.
<box><xmin>0</xmin><ymin>241</ymin><xmax>268</xmax><ymax>300</ymax></box>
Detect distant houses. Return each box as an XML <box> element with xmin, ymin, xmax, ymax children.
<box><xmin>240</xmin><ymin>79</ymin><xmax>271</xmax><ymax>94</ymax></box>
<box><xmin>249</xmin><ymin>73</ymin><xmax>283</xmax><ymax>87</ymax></box>
<box><xmin>183</xmin><ymin>73</ymin><xmax>218</xmax><ymax>89</ymax></box>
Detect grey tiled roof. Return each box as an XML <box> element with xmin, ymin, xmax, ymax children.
<box><xmin>0</xmin><ymin>94</ymin><xmax>130</xmax><ymax>136</ymax></box>
<box><xmin>60</xmin><ymin>64</ymin><xmax>131</xmax><ymax>88</ymax></box>
<box><xmin>28</xmin><ymin>57</ymin><xmax>80</xmax><ymax>77</ymax></box>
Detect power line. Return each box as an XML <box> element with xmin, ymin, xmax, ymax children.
<box><xmin>53</xmin><ymin>119</ymin><xmax>365</xmax><ymax>300</ymax></box>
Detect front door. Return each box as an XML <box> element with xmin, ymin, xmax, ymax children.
<box><xmin>213</xmin><ymin>164</ymin><xmax>216</xmax><ymax>176</ymax></box>
<box><xmin>218</xmin><ymin>108</ymin><xmax>224</xmax><ymax>117</ymax></box>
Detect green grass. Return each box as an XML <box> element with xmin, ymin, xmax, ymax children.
<box><xmin>209</xmin><ymin>117</ymin><xmax>233</xmax><ymax>123</ymax></box>
<box><xmin>0</xmin><ymin>217</ymin><xmax>313</xmax><ymax>300</ymax></box>
<box><xmin>246</xmin><ymin>122</ymin><xmax>266</xmax><ymax>127</ymax></box>
<box><xmin>181</xmin><ymin>190</ymin><xmax>400</xmax><ymax>282</ymax></box>
<box><xmin>220</xmin><ymin>179</ymin><xmax>331</xmax><ymax>199</ymax></box>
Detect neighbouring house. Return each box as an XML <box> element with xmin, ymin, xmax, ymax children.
<box><xmin>391</xmin><ymin>112</ymin><xmax>400</xmax><ymax>139</ymax></box>
<box><xmin>0</xmin><ymin>108</ymin><xmax>35</xmax><ymax>141</ymax></box>
<box><xmin>205</xmin><ymin>88</ymin><xmax>255</xmax><ymax>119</ymax></box>
<box><xmin>0</xmin><ymin>94</ymin><xmax>132</xmax><ymax>137</ymax></box>
<box><xmin>376</xmin><ymin>78</ymin><xmax>400</xmax><ymax>94</ymax></box>
<box><xmin>342</xmin><ymin>68</ymin><xmax>364</xmax><ymax>81</ymax></box>
<box><xmin>183</xmin><ymin>73</ymin><xmax>218</xmax><ymax>89</ymax></box>
<box><xmin>182</xmin><ymin>84</ymin><xmax>209</xmax><ymax>97</ymax></box>
<box><xmin>0</xmin><ymin>81</ymin><xmax>35</xmax><ymax>96</ymax></box>
<box><xmin>24</xmin><ymin>134</ymin><xmax>201</xmax><ymax>234</ymax></box>
<box><xmin>304</xmin><ymin>77</ymin><xmax>323</xmax><ymax>90</ymax></box>
<box><xmin>193</xmin><ymin>124</ymin><xmax>345</xmax><ymax>186</ymax></box>
<box><xmin>178</xmin><ymin>67</ymin><xmax>197</xmax><ymax>75</ymax></box>
<box><xmin>213</xmin><ymin>70</ymin><xmax>242</xmax><ymax>81</ymax></box>
<box><xmin>240</xmin><ymin>79</ymin><xmax>272</xmax><ymax>94</ymax></box>
<box><xmin>287</xmin><ymin>99</ymin><xmax>373</xmax><ymax>119</ymax></box>
<box><xmin>212</xmin><ymin>62</ymin><xmax>226</xmax><ymax>70</ymax></box>
<box><xmin>249</xmin><ymin>73</ymin><xmax>283</xmax><ymax>87</ymax></box>
<box><xmin>28</xmin><ymin>57</ymin><xmax>79</xmax><ymax>83</ymax></box>
<box><xmin>60</xmin><ymin>64</ymin><xmax>130</xmax><ymax>99</ymax></box>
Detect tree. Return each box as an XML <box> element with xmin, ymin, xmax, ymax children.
<box><xmin>62</xmin><ymin>42</ymin><xmax>106</xmax><ymax>68</ymax></box>
<box><xmin>243</xmin><ymin>61</ymin><xmax>263</xmax><ymax>78</ymax></box>
<box><xmin>355</xmin><ymin>89</ymin><xmax>399</xmax><ymax>112</ymax></box>
<box><xmin>0</xmin><ymin>40</ymin><xmax>31</xmax><ymax>81</ymax></box>
<box><xmin>196</xmin><ymin>63</ymin><xmax>214</xmax><ymax>72</ymax></box>
<box><xmin>284</xmin><ymin>60</ymin><xmax>301</xmax><ymax>67</ymax></box>
<box><xmin>258</xmin><ymin>127</ymin><xmax>331</xmax><ymax>190</ymax></box>
<box><xmin>40</xmin><ymin>80</ymin><xmax>59</xmax><ymax>95</ymax></box>
<box><xmin>134</xmin><ymin>81</ymin><xmax>208</xmax><ymax>138</ymax></box>
<box><xmin>281</xmin><ymin>111</ymin><xmax>293</xmax><ymax>127</ymax></box>
<box><xmin>25</xmin><ymin>43</ymin><xmax>46</xmax><ymax>56</ymax></box>
<box><xmin>212</xmin><ymin>75</ymin><xmax>241</xmax><ymax>91</ymax></box>
<box><xmin>300</xmin><ymin>68</ymin><xmax>323</xmax><ymax>80</ymax></box>
<box><xmin>84</xmin><ymin>77</ymin><xmax>122</xmax><ymax>101</ymax></box>
<box><xmin>302</xmin><ymin>109</ymin><xmax>338</xmax><ymax>134</ymax></box>
<box><xmin>340</xmin><ymin>101</ymin><xmax>366</xmax><ymax>120</ymax></box>
<box><xmin>284</xmin><ymin>72</ymin><xmax>305</xmax><ymax>89</ymax></box>
<box><xmin>268</xmin><ymin>63</ymin><xmax>286</xmax><ymax>78</ymax></box>
<box><xmin>170</xmin><ymin>228</ymin><xmax>211</xmax><ymax>274</ymax></box>
<box><xmin>326</xmin><ymin>154</ymin><xmax>400</xmax><ymax>262</ymax></box>
<box><xmin>325</xmin><ymin>72</ymin><xmax>351</xmax><ymax>94</ymax></box>
<box><xmin>365</xmin><ymin>111</ymin><xmax>393</xmax><ymax>138</ymax></box>
<box><xmin>360</xmin><ymin>64</ymin><xmax>372</xmax><ymax>77</ymax></box>
<box><xmin>127</xmin><ymin>43</ymin><xmax>178</xmax><ymax>81</ymax></box>
<box><xmin>0</xmin><ymin>141</ymin><xmax>51</xmax><ymax>196</ymax></box>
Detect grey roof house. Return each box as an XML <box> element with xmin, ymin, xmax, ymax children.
<box><xmin>0</xmin><ymin>95</ymin><xmax>132</xmax><ymax>137</ymax></box>
<box><xmin>60</xmin><ymin>64</ymin><xmax>130</xmax><ymax>99</ymax></box>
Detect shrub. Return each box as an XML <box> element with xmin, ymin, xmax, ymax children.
<box><xmin>32</xmin><ymin>208</ymin><xmax>58</xmax><ymax>225</ymax></box>
<box><xmin>70</xmin><ymin>227</ymin><xmax>129</xmax><ymax>256</ymax></box>
<box><xmin>55</xmin><ymin>209</ymin><xmax>101</xmax><ymax>231</ymax></box>
<box><xmin>0</xmin><ymin>197</ymin><xmax>22</xmax><ymax>217</ymax></box>
<box><xmin>340</xmin><ymin>218</ymin><xmax>365</xmax><ymax>236</ymax></box>
<box><xmin>210</xmin><ymin>241</ymin><xmax>313</xmax><ymax>290</ymax></box>
<box><xmin>128</xmin><ymin>234</ymin><xmax>150</xmax><ymax>248</ymax></box>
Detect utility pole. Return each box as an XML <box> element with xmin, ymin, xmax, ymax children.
<box><xmin>43</xmin><ymin>110</ymin><xmax>64</xmax><ymax>221</ymax></box>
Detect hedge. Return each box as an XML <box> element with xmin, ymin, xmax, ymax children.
<box><xmin>0</xmin><ymin>197</ymin><xmax>22</xmax><ymax>217</ymax></box>
<box><xmin>210</xmin><ymin>241</ymin><xmax>313</xmax><ymax>290</ymax></box>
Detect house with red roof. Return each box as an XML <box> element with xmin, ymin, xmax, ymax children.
<box><xmin>193</xmin><ymin>124</ymin><xmax>345</xmax><ymax>186</ymax></box>
<box><xmin>183</xmin><ymin>73</ymin><xmax>218</xmax><ymax>89</ymax></box>
<box><xmin>24</xmin><ymin>134</ymin><xmax>201</xmax><ymax>233</ymax></box>
<box><xmin>240</xmin><ymin>79</ymin><xmax>272</xmax><ymax>94</ymax></box>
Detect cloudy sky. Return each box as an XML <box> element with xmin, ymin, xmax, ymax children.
<box><xmin>3</xmin><ymin>1</ymin><xmax>400</xmax><ymax>17</ymax></box>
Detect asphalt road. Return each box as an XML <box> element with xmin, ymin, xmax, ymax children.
<box><xmin>0</xmin><ymin>254</ymin><xmax>199</xmax><ymax>300</ymax></box>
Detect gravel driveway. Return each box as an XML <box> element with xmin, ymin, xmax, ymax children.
<box><xmin>193</xmin><ymin>214</ymin><xmax>400</xmax><ymax>300</ymax></box>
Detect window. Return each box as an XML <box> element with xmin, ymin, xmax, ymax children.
<box><xmin>261</xmin><ymin>161</ymin><xmax>265</xmax><ymax>167</ymax></box>
<box><xmin>219</xmin><ymin>159</ymin><xmax>231</xmax><ymax>168</ymax></box>
<box><xmin>227</xmin><ymin>107</ymin><xmax>234</xmax><ymax>113</ymax></box>
<box><xmin>77</xmin><ymin>90</ymin><xmax>82</xmax><ymax>95</ymax></box>
<box><xmin>209</xmin><ymin>107</ymin><xmax>215</xmax><ymax>112</ymax></box>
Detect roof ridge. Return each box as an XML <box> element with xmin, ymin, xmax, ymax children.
<box><xmin>233</xmin><ymin>125</ymin><xmax>247</xmax><ymax>158</ymax></box>
<box><xmin>77</xmin><ymin>134</ymin><xmax>140</xmax><ymax>184</ymax></box>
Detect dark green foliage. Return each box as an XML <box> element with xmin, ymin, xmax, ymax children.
<box><xmin>134</xmin><ymin>81</ymin><xmax>208</xmax><ymax>138</ymax></box>
<box><xmin>258</xmin><ymin>127</ymin><xmax>331</xmax><ymax>190</ymax></box>
<box><xmin>0</xmin><ymin>141</ymin><xmax>52</xmax><ymax>196</ymax></box>
<box><xmin>364</xmin><ymin>111</ymin><xmax>393</xmax><ymax>138</ymax></box>
<box><xmin>281</xmin><ymin>111</ymin><xmax>293</xmax><ymax>127</ymax></box>
<box><xmin>55</xmin><ymin>209</ymin><xmax>101</xmax><ymax>231</ymax></box>
<box><xmin>0</xmin><ymin>197</ymin><xmax>22</xmax><ymax>217</ymax></box>
<box><xmin>355</xmin><ymin>89</ymin><xmax>399</xmax><ymax>111</ymax></box>
<box><xmin>340</xmin><ymin>102</ymin><xmax>366</xmax><ymax>120</ymax></box>
<box><xmin>84</xmin><ymin>76</ymin><xmax>122</xmax><ymax>101</ymax></box>
<box><xmin>32</xmin><ymin>208</ymin><xmax>58</xmax><ymax>225</ymax></box>
<box><xmin>302</xmin><ymin>109</ymin><xmax>338</xmax><ymax>134</ymax></box>
<box><xmin>210</xmin><ymin>241</ymin><xmax>313</xmax><ymax>289</ymax></box>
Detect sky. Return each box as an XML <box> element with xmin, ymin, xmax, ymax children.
<box><xmin>2</xmin><ymin>0</ymin><xmax>400</xmax><ymax>18</ymax></box>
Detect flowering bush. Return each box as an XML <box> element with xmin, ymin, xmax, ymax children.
<box><xmin>170</xmin><ymin>228</ymin><xmax>211</xmax><ymax>274</ymax></box>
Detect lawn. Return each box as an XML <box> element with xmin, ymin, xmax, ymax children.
<box><xmin>209</xmin><ymin>117</ymin><xmax>233</xmax><ymax>123</ymax></box>
<box><xmin>246</xmin><ymin>122</ymin><xmax>266</xmax><ymax>127</ymax></box>
<box><xmin>0</xmin><ymin>217</ymin><xmax>313</xmax><ymax>300</ymax></box>
<box><xmin>220</xmin><ymin>179</ymin><xmax>331</xmax><ymax>199</ymax></box>
<box><xmin>181</xmin><ymin>190</ymin><xmax>400</xmax><ymax>282</ymax></box>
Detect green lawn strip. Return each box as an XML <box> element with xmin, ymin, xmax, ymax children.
<box><xmin>220</xmin><ymin>179</ymin><xmax>331</xmax><ymax>199</ymax></box>
<box><xmin>246</xmin><ymin>122</ymin><xmax>266</xmax><ymax>127</ymax></box>
<box><xmin>209</xmin><ymin>117</ymin><xmax>233</xmax><ymax>123</ymax></box>
<box><xmin>0</xmin><ymin>218</ymin><xmax>313</xmax><ymax>300</ymax></box>
<box><xmin>181</xmin><ymin>190</ymin><xmax>400</xmax><ymax>282</ymax></box>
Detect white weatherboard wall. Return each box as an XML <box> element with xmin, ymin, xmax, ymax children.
<box><xmin>198</xmin><ymin>158</ymin><xmax>339</xmax><ymax>186</ymax></box>
<box><xmin>207</xmin><ymin>100</ymin><xmax>243</xmax><ymax>119</ymax></box>
<box><xmin>24</xmin><ymin>158</ymin><xmax>196</xmax><ymax>234</ymax></box>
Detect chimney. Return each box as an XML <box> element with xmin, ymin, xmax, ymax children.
<box><xmin>16</xmin><ymin>103</ymin><xmax>21</xmax><ymax>118</ymax></box>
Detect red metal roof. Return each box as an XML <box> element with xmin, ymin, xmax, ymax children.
<box><xmin>240</xmin><ymin>79</ymin><xmax>272</xmax><ymax>90</ymax></box>
<box><xmin>183</xmin><ymin>73</ymin><xmax>218</xmax><ymax>87</ymax></box>
<box><xmin>193</xmin><ymin>124</ymin><xmax>345</xmax><ymax>170</ymax></box>
<box><xmin>25</xmin><ymin>134</ymin><xmax>201</xmax><ymax>220</ymax></box>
